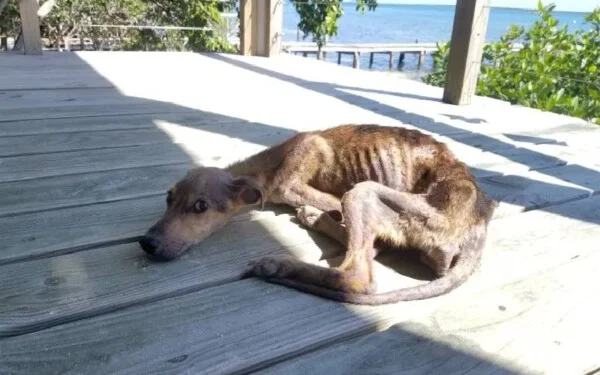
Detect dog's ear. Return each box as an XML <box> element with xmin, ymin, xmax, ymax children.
<box><xmin>230</xmin><ymin>176</ymin><xmax>265</xmax><ymax>210</ymax></box>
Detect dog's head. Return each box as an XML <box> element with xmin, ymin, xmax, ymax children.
<box><xmin>139</xmin><ymin>167</ymin><xmax>264</xmax><ymax>260</ymax></box>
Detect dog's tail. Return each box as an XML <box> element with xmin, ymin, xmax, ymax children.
<box><xmin>268</xmin><ymin>229</ymin><xmax>487</xmax><ymax>306</ymax></box>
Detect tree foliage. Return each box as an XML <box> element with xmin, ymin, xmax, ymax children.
<box><xmin>0</xmin><ymin>0</ymin><xmax>20</xmax><ymax>39</ymax></box>
<box><xmin>0</xmin><ymin>0</ymin><xmax>236</xmax><ymax>52</ymax></box>
<box><xmin>424</xmin><ymin>1</ymin><xmax>600</xmax><ymax>125</ymax></box>
<box><xmin>293</xmin><ymin>0</ymin><xmax>377</xmax><ymax>51</ymax></box>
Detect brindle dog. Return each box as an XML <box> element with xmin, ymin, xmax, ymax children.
<box><xmin>139</xmin><ymin>124</ymin><xmax>497</xmax><ymax>305</ymax></box>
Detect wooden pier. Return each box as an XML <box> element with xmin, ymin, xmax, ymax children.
<box><xmin>282</xmin><ymin>42</ymin><xmax>439</xmax><ymax>69</ymax></box>
<box><xmin>282</xmin><ymin>41</ymin><xmax>523</xmax><ymax>70</ymax></box>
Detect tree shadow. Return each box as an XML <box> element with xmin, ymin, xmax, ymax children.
<box><xmin>206</xmin><ymin>53</ymin><xmax>600</xmax><ymax>225</ymax></box>
<box><xmin>0</xmin><ymin>51</ymin><xmax>588</xmax><ymax>374</ymax></box>
<box><xmin>442</xmin><ymin>113</ymin><xmax>488</xmax><ymax>124</ymax></box>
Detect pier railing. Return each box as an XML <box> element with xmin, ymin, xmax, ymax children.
<box><xmin>281</xmin><ymin>41</ymin><xmax>523</xmax><ymax>70</ymax></box>
<box><xmin>282</xmin><ymin>42</ymin><xmax>439</xmax><ymax>69</ymax></box>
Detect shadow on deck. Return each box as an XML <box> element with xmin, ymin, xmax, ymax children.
<box><xmin>0</xmin><ymin>51</ymin><xmax>598</xmax><ymax>374</ymax></box>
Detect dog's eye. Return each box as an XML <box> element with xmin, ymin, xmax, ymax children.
<box><xmin>193</xmin><ymin>200</ymin><xmax>208</xmax><ymax>213</ymax></box>
<box><xmin>166</xmin><ymin>192</ymin><xmax>173</xmax><ymax>206</ymax></box>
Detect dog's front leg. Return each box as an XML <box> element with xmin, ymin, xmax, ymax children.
<box><xmin>274</xmin><ymin>182</ymin><xmax>342</xmax><ymax>214</ymax></box>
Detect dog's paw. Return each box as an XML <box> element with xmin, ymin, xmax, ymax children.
<box><xmin>296</xmin><ymin>205</ymin><xmax>324</xmax><ymax>228</ymax></box>
<box><xmin>246</xmin><ymin>256</ymin><xmax>292</xmax><ymax>279</ymax></box>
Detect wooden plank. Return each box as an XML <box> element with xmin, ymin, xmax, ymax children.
<box><xmin>0</xmin><ymin>143</ymin><xmax>196</xmax><ymax>183</ymax></box>
<box><xmin>0</xmin><ymin>89</ymin><xmax>151</xmax><ymax>110</ymax></box>
<box><xmin>442</xmin><ymin>0</ymin><xmax>490</xmax><ymax>105</ymax></box>
<box><xmin>0</xmin><ymin>122</ymin><xmax>295</xmax><ymax>157</ymax></box>
<box><xmin>0</xmin><ymin>128</ymin><xmax>179</xmax><ymax>157</ymax></box>
<box><xmin>2</xmin><ymin>190</ymin><xmax>599</xmax><ymax>338</ymax></box>
<box><xmin>453</xmin><ymin>125</ymin><xmax>600</xmax><ymax>153</ymax></box>
<box><xmin>0</xmin><ymin>136</ymin><xmax>580</xmax><ymax>220</ymax></box>
<box><xmin>417</xmin><ymin>249</ymin><xmax>600</xmax><ymax>375</ymax></box>
<box><xmin>0</xmin><ymin>87</ymin><xmax>118</xmax><ymax>103</ymax></box>
<box><xmin>0</xmin><ymin>101</ymin><xmax>200</xmax><ymax>122</ymax></box>
<box><xmin>0</xmin><ymin>212</ymin><xmax>342</xmax><ymax>336</ymax></box>
<box><xmin>0</xmin><ymin>191</ymin><xmax>285</xmax><ymax>265</ymax></box>
<box><xmin>0</xmin><ymin>164</ymin><xmax>193</xmax><ymax>217</ymax></box>
<box><xmin>1</xmin><ymin>196</ymin><xmax>599</xmax><ymax>372</ymax></box>
<box><xmin>468</xmin><ymin>146</ymin><xmax>566</xmax><ymax>179</ymax></box>
<box><xmin>17</xmin><ymin>0</ymin><xmax>42</xmax><ymax>55</ymax></box>
<box><xmin>0</xmin><ymin>195</ymin><xmax>164</xmax><ymax>265</ymax></box>
<box><xmin>256</xmin><ymin>323</ymin><xmax>511</xmax><ymax>375</ymax></box>
<box><xmin>0</xmin><ymin>279</ymin><xmax>386</xmax><ymax>374</ymax></box>
<box><xmin>0</xmin><ymin>112</ymin><xmax>259</xmax><ymax>137</ymax></box>
<box><xmin>259</xmin><ymin>252</ymin><xmax>600</xmax><ymax>375</ymax></box>
<box><xmin>480</xmin><ymin>165</ymin><xmax>598</xmax><ymax>219</ymax></box>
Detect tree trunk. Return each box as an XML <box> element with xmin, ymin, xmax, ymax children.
<box><xmin>0</xmin><ymin>36</ymin><xmax>7</xmax><ymax>51</ymax></box>
<box><xmin>12</xmin><ymin>0</ymin><xmax>58</xmax><ymax>52</ymax></box>
<box><xmin>13</xmin><ymin>31</ymin><xmax>23</xmax><ymax>51</ymax></box>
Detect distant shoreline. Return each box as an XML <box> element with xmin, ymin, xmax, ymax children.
<box><xmin>340</xmin><ymin>3</ymin><xmax>593</xmax><ymax>15</ymax></box>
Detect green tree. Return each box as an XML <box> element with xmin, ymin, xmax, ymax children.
<box><xmin>293</xmin><ymin>0</ymin><xmax>377</xmax><ymax>57</ymax></box>
<box><xmin>424</xmin><ymin>1</ymin><xmax>600</xmax><ymax>125</ymax></box>
<box><xmin>1</xmin><ymin>0</ymin><xmax>236</xmax><ymax>52</ymax></box>
<box><xmin>0</xmin><ymin>0</ymin><xmax>20</xmax><ymax>42</ymax></box>
<box><xmin>124</xmin><ymin>0</ymin><xmax>236</xmax><ymax>52</ymax></box>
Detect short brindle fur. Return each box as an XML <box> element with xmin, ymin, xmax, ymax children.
<box><xmin>140</xmin><ymin>124</ymin><xmax>497</xmax><ymax>305</ymax></box>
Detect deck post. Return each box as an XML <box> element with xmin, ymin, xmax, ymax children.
<box><xmin>353</xmin><ymin>51</ymin><xmax>360</xmax><ymax>69</ymax></box>
<box><xmin>369</xmin><ymin>53</ymin><xmax>374</xmax><ymax>68</ymax></box>
<box><xmin>18</xmin><ymin>0</ymin><xmax>42</xmax><ymax>55</ymax></box>
<box><xmin>337</xmin><ymin>52</ymin><xmax>342</xmax><ymax>64</ymax></box>
<box><xmin>239</xmin><ymin>0</ymin><xmax>283</xmax><ymax>57</ymax></box>
<box><xmin>388</xmin><ymin>52</ymin><xmax>393</xmax><ymax>70</ymax></box>
<box><xmin>443</xmin><ymin>0</ymin><xmax>490</xmax><ymax>105</ymax></box>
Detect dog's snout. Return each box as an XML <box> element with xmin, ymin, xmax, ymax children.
<box><xmin>139</xmin><ymin>236</ymin><xmax>159</xmax><ymax>255</ymax></box>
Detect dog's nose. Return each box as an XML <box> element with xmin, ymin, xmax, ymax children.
<box><xmin>139</xmin><ymin>236</ymin><xmax>158</xmax><ymax>255</ymax></box>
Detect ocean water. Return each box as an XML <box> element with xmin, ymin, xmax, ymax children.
<box><xmin>282</xmin><ymin>3</ymin><xmax>590</xmax><ymax>74</ymax></box>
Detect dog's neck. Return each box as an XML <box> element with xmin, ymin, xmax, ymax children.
<box><xmin>225</xmin><ymin>144</ymin><xmax>286</xmax><ymax>193</ymax></box>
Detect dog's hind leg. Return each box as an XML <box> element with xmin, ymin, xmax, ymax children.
<box><xmin>248</xmin><ymin>181</ymin><xmax>450</xmax><ymax>295</ymax></box>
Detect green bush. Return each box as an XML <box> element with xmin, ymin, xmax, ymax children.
<box><xmin>424</xmin><ymin>1</ymin><xmax>600</xmax><ymax>125</ymax></box>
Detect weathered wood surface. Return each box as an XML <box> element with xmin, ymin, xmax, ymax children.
<box><xmin>1</xmin><ymin>191</ymin><xmax>598</xmax><ymax>342</ymax></box>
<box><xmin>257</xmin><ymin>323</ymin><xmax>515</xmax><ymax>375</ymax></box>
<box><xmin>0</xmin><ymin>164</ymin><xmax>192</xmax><ymax>216</ymax></box>
<box><xmin>0</xmin><ymin>102</ymin><xmax>201</xmax><ymax>122</ymax></box>
<box><xmin>1</xmin><ymin>51</ymin><xmax>599</xmax><ymax>374</ymax></box>
<box><xmin>0</xmin><ymin>123</ymin><xmax>293</xmax><ymax>157</ymax></box>
<box><xmin>0</xmin><ymin>212</ymin><xmax>341</xmax><ymax>336</ymax></box>
<box><xmin>0</xmin><ymin>196</ymin><xmax>164</xmax><ymax>264</ymax></box>
<box><xmin>0</xmin><ymin>144</ymin><xmax>197</xmax><ymax>183</ymax></box>
<box><xmin>0</xmin><ymin>112</ymin><xmax>265</xmax><ymax>136</ymax></box>
<box><xmin>1</xmin><ymin>196</ymin><xmax>599</xmax><ymax>372</ymax></box>
<box><xmin>262</xmin><ymin>197</ymin><xmax>600</xmax><ymax>375</ymax></box>
<box><xmin>479</xmin><ymin>164</ymin><xmax>599</xmax><ymax>218</ymax></box>
<box><xmin>0</xmin><ymin>279</ymin><xmax>386</xmax><ymax>375</ymax></box>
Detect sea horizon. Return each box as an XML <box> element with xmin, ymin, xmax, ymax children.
<box><xmin>282</xmin><ymin>3</ymin><xmax>591</xmax><ymax>78</ymax></box>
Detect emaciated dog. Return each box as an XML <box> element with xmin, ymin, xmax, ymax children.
<box><xmin>139</xmin><ymin>124</ymin><xmax>497</xmax><ymax>305</ymax></box>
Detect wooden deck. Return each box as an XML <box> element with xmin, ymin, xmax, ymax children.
<box><xmin>0</xmin><ymin>51</ymin><xmax>599</xmax><ymax>375</ymax></box>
